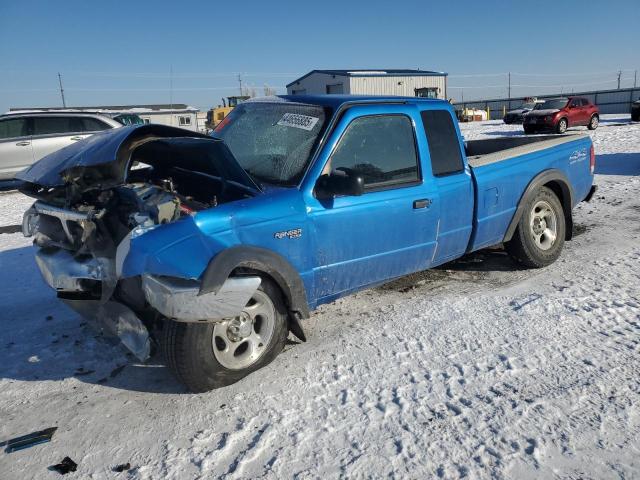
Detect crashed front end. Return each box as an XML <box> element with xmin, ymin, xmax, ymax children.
<box><xmin>18</xmin><ymin>125</ymin><xmax>262</xmax><ymax>360</ymax></box>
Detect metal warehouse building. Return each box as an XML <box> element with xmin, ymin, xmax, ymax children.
<box><xmin>286</xmin><ymin>69</ymin><xmax>448</xmax><ymax>98</ymax></box>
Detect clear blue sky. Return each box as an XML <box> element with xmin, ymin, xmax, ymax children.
<box><xmin>1</xmin><ymin>0</ymin><xmax>638</xmax><ymax>112</ymax></box>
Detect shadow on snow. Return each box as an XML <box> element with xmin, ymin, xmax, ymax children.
<box><xmin>595</xmin><ymin>153</ymin><xmax>640</xmax><ymax>176</ymax></box>
<box><xmin>0</xmin><ymin>244</ymin><xmax>186</xmax><ymax>394</ymax></box>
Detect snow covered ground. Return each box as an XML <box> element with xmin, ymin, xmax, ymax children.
<box><xmin>0</xmin><ymin>115</ymin><xmax>639</xmax><ymax>479</ymax></box>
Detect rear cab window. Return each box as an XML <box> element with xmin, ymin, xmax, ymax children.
<box><xmin>420</xmin><ymin>110</ymin><xmax>465</xmax><ymax>176</ymax></box>
<box><xmin>328</xmin><ymin>115</ymin><xmax>420</xmax><ymax>190</ymax></box>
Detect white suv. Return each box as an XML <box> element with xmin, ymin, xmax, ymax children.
<box><xmin>0</xmin><ymin>111</ymin><xmax>122</xmax><ymax>180</ymax></box>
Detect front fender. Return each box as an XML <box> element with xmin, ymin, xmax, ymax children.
<box><xmin>119</xmin><ymin>216</ymin><xmax>234</xmax><ymax>280</ymax></box>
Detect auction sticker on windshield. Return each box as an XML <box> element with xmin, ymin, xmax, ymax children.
<box><xmin>277</xmin><ymin>113</ymin><xmax>319</xmax><ymax>131</ymax></box>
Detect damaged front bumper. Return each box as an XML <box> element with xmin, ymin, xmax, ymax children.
<box><xmin>35</xmin><ymin>249</ymin><xmax>112</xmax><ymax>293</ymax></box>
<box><xmin>31</xmin><ymin>211</ymin><xmax>261</xmax><ymax>361</ymax></box>
<box><xmin>141</xmin><ymin>275</ymin><xmax>261</xmax><ymax>321</ymax></box>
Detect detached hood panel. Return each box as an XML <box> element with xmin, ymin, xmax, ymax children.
<box><xmin>17</xmin><ymin>124</ymin><xmax>258</xmax><ymax>193</ymax></box>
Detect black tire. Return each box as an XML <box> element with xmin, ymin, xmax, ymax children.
<box><xmin>631</xmin><ymin>112</ymin><xmax>639</xmax><ymax>122</ymax></box>
<box><xmin>161</xmin><ymin>277</ymin><xmax>288</xmax><ymax>392</ymax></box>
<box><xmin>523</xmin><ymin>125</ymin><xmax>535</xmax><ymax>134</ymax></box>
<box><xmin>556</xmin><ymin>118</ymin><xmax>568</xmax><ymax>134</ymax></box>
<box><xmin>587</xmin><ymin>114</ymin><xmax>599</xmax><ymax>130</ymax></box>
<box><xmin>506</xmin><ymin>187</ymin><xmax>566</xmax><ymax>268</ymax></box>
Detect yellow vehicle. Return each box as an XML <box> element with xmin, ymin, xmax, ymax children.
<box><xmin>207</xmin><ymin>96</ymin><xmax>250</xmax><ymax>129</ymax></box>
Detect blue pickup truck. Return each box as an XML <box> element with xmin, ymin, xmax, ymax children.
<box><xmin>18</xmin><ymin>95</ymin><xmax>596</xmax><ymax>392</ymax></box>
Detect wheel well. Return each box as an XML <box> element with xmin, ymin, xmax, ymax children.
<box><xmin>503</xmin><ymin>171</ymin><xmax>575</xmax><ymax>244</ymax></box>
<box><xmin>233</xmin><ymin>267</ymin><xmax>285</xmax><ymax>302</ymax></box>
<box><xmin>543</xmin><ymin>180</ymin><xmax>573</xmax><ymax>240</ymax></box>
<box><xmin>232</xmin><ymin>266</ymin><xmax>308</xmax><ymax>341</ymax></box>
<box><xmin>199</xmin><ymin>245</ymin><xmax>310</xmax><ymax>320</ymax></box>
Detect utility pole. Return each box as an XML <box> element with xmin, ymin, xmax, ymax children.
<box><xmin>238</xmin><ymin>73</ymin><xmax>243</xmax><ymax>96</ymax></box>
<box><xmin>508</xmin><ymin>72</ymin><xmax>511</xmax><ymax>100</ymax></box>
<box><xmin>617</xmin><ymin>70</ymin><xmax>622</xmax><ymax>89</ymax></box>
<box><xmin>634</xmin><ymin>70</ymin><xmax>637</xmax><ymax>88</ymax></box>
<box><xmin>57</xmin><ymin>73</ymin><xmax>66</xmax><ymax>108</ymax></box>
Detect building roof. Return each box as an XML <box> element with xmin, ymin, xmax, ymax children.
<box><xmin>9</xmin><ymin>104</ymin><xmax>198</xmax><ymax>113</ymax></box>
<box><xmin>249</xmin><ymin>94</ymin><xmax>448</xmax><ymax>110</ymax></box>
<box><xmin>287</xmin><ymin>69</ymin><xmax>448</xmax><ymax>88</ymax></box>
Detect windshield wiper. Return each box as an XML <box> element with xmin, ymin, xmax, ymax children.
<box><xmin>243</xmin><ymin>169</ymin><xmax>265</xmax><ymax>189</ymax></box>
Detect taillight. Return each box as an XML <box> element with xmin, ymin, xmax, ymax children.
<box><xmin>590</xmin><ymin>144</ymin><xmax>595</xmax><ymax>175</ymax></box>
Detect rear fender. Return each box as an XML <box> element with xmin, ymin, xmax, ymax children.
<box><xmin>503</xmin><ymin>169</ymin><xmax>574</xmax><ymax>243</ymax></box>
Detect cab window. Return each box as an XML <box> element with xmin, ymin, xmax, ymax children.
<box><xmin>0</xmin><ymin>118</ymin><xmax>28</xmax><ymax>139</ymax></box>
<box><xmin>33</xmin><ymin>116</ymin><xmax>81</xmax><ymax>135</ymax></box>
<box><xmin>328</xmin><ymin>115</ymin><xmax>420</xmax><ymax>189</ymax></box>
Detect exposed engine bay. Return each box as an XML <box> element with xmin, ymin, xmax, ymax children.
<box><xmin>19</xmin><ymin>131</ymin><xmax>263</xmax><ymax>360</ymax></box>
<box><xmin>23</xmin><ymin>136</ymin><xmax>258</xmax><ymax>255</ymax></box>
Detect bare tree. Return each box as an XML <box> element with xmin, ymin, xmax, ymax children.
<box><xmin>264</xmin><ymin>85</ymin><xmax>277</xmax><ymax>96</ymax></box>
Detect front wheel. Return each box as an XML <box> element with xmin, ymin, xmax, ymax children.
<box><xmin>523</xmin><ymin>125</ymin><xmax>535</xmax><ymax>134</ymax></box>
<box><xmin>161</xmin><ymin>277</ymin><xmax>289</xmax><ymax>392</ymax></box>
<box><xmin>587</xmin><ymin>114</ymin><xmax>599</xmax><ymax>130</ymax></box>
<box><xmin>506</xmin><ymin>187</ymin><xmax>566</xmax><ymax>268</ymax></box>
<box><xmin>556</xmin><ymin>118</ymin><xmax>568</xmax><ymax>134</ymax></box>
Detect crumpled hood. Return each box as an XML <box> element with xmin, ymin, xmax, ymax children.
<box><xmin>507</xmin><ymin>108</ymin><xmax>529</xmax><ymax>115</ymax></box>
<box><xmin>527</xmin><ymin>109</ymin><xmax>561</xmax><ymax>117</ymax></box>
<box><xmin>17</xmin><ymin>124</ymin><xmax>258</xmax><ymax>193</ymax></box>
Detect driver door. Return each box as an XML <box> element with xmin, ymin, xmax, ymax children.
<box><xmin>303</xmin><ymin>106</ymin><xmax>440</xmax><ymax>303</ymax></box>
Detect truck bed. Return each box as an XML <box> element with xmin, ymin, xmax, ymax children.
<box><xmin>466</xmin><ymin>134</ymin><xmax>587</xmax><ymax>168</ymax></box>
<box><xmin>464</xmin><ymin>133</ymin><xmax>593</xmax><ymax>253</ymax></box>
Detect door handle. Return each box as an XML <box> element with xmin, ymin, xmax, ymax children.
<box><xmin>413</xmin><ymin>198</ymin><xmax>432</xmax><ymax>209</ymax></box>
<box><xmin>70</xmin><ymin>136</ymin><xmax>84</xmax><ymax>141</ymax></box>
<box><xmin>15</xmin><ymin>141</ymin><xmax>31</xmax><ymax>146</ymax></box>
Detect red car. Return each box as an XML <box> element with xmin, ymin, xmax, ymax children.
<box><xmin>523</xmin><ymin>97</ymin><xmax>599</xmax><ymax>134</ymax></box>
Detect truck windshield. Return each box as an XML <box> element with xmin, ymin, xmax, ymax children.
<box><xmin>534</xmin><ymin>99</ymin><xmax>568</xmax><ymax>110</ymax></box>
<box><xmin>212</xmin><ymin>102</ymin><xmax>331</xmax><ymax>186</ymax></box>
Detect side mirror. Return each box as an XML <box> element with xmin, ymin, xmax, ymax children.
<box><xmin>315</xmin><ymin>169</ymin><xmax>364</xmax><ymax>199</ymax></box>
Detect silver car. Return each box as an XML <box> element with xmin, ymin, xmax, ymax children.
<box><xmin>0</xmin><ymin>111</ymin><xmax>122</xmax><ymax>180</ymax></box>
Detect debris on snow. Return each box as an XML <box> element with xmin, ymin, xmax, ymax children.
<box><xmin>49</xmin><ymin>456</ymin><xmax>77</xmax><ymax>475</ymax></box>
<box><xmin>2</xmin><ymin>427</ymin><xmax>57</xmax><ymax>453</ymax></box>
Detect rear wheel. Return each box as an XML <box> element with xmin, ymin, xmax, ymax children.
<box><xmin>556</xmin><ymin>118</ymin><xmax>568</xmax><ymax>134</ymax></box>
<box><xmin>631</xmin><ymin>111</ymin><xmax>639</xmax><ymax>122</ymax></box>
<box><xmin>161</xmin><ymin>277</ymin><xmax>288</xmax><ymax>392</ymax></box>
<box><xmin>587</xmin><ymin>114</ymin><xmax>599</xmax><ymax>130</ymax></box>
<box><xmin>506</xmin><ymin>187</ymin><xmax>566</xmax><ymax>268</ymax></box>
<box><xmin>523</xmin><ymin>125</ymin><xmax>535</xmax><ymax>134</ymax></box>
